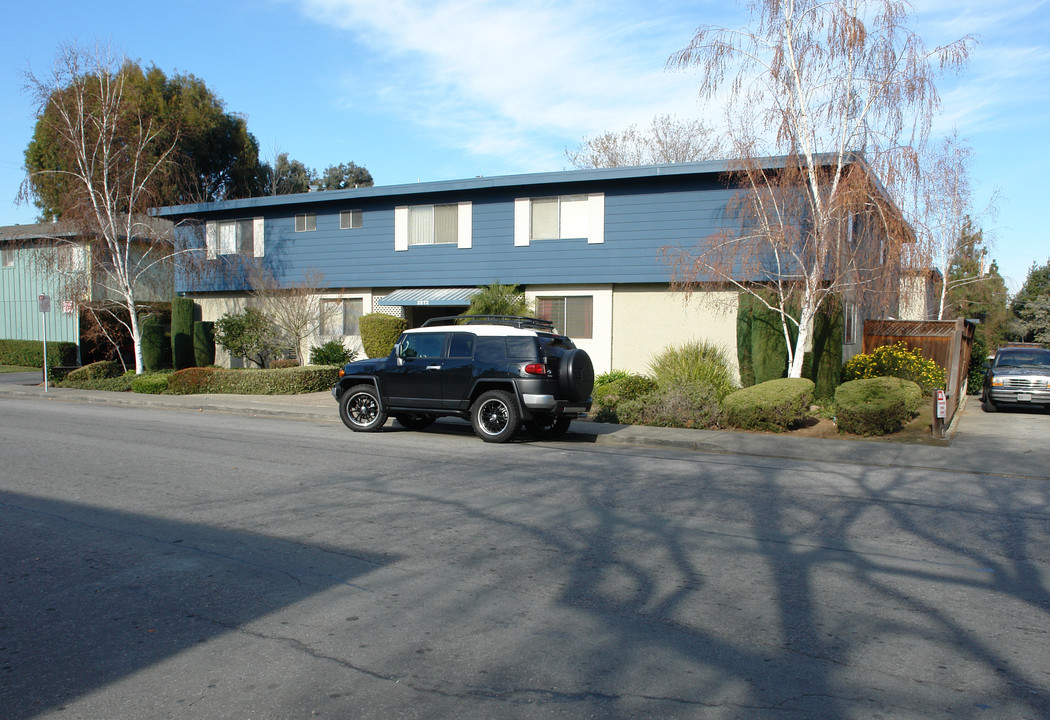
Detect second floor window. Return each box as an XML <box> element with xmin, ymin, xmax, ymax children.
<box><xmin>408</xmin><ymin>204</ymin><xmax>458</xmax><ymax>246</ymax></box>
<box><xmin>295</xmin><ymin>213</ymin><xmax>317</xmax><ymax>232</ymax></box>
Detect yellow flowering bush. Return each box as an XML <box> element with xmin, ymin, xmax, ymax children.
<box><xmin>841</xmin><ymin>342</ymin><xmax>945</xmax><ymax>395</ymax></box>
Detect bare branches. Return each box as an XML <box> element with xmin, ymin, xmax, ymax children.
<box><xmin>565</xmin><ymin>114</ymin><xmax>723</xmax><ymax>169</ymax></box>
<box><xmin>667</xmin><ymin>0</ymin><xmax>972</xmax><ymax>377</ymax></box>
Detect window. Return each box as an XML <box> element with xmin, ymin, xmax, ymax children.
<box><xmin>340</xmin><ymin>210</ymin><xmax>362</xmax><ymax>229</ymax></box>
<box><xmin>394</xmin><ymin>203</ymin><xmax>472</xmax><ymax>251</ymax></box>
<box><xmin>843</xmin><ymin>302</ymin><xmax>858</xmax><ymax>345</ymax></box>
<box><xmin>536</xmin><ymin>296</ymin><xmax>593</xmax><ymax>339</ymax></box>
<box><xmin>321</xmin><ymin>298</ymin><xmax>363</xmax><ymax>336</ymax></box>
<box><xmin>206</xmin><ymin>218</ymin><xmax>264</xmax><ymax>258</ymax></box>
<box><xmin>401</xmin><ymin>332</ymin><xmax>447</xmax><ymax>359</ymax></box>
<box><xmin>295</xmin><ymin>213</ymin><xmax>317</xmax><ymax>232</ymax></box>
<box><xmin>409</xmin><ymin>204</ymin><xmax>458</xmax><ymax>246</ymax></box>
<box><xmin>515</xmin><ymin>193</ymin><xmax>604</xmax><ymax>246</ymax></box>
<box><xmin>530</xmin><ymin>195</ymin><xmax>589</xmax><ymax>240</ymax></box>
<box><xmin>448</xmin><ymin>333</ymin><xmax>475</xmax><ymax>358</ymax></box>
<box><xmin>1</xmin><ymin>247</ymin><xmax>13</xmax><ymax>268</ymax></box>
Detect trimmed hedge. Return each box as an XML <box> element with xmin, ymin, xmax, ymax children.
<box><xmin>66</xmin><ymin>360</ymin><xmax>123</xmax><ymax>381</ymax></box>
<box><xmin>130</xmin><ymin>372</ymin><xmax>171</xmax><ymax>394</ymax></box>
<box><xmin>834</xmin><ymin>376</ymin><xmax>921</xmax><ymax>436</ymax></box>
<box><xmin>167</xmin><ymin>366</ymin><xmax>340</xmax><ymax>395</ymax></box>
<box><xmin>0</xmin><ymin>339</ymin><xmax>79</xmax><ymax>368</ymax></box>
<box><xmin>723</xmin><ymin>378</ymin><xmax>815</xmax><ymax>432</ymax></box>
<box><xmin>60</xmin><ymin>361</ymin><xmax>133</xmax><ymax>391</ymax></box>
<box><xmin>359</xmin><ymin>313</ymin><xmax>407</xmax><ymax>359</ymax></box>
<box><xmin>617</xmin><ymin>381</ymin><xmax>723</xmax><ymax>429</ymax></box>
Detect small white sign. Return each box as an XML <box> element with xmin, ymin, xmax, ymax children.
<box><xmin>38</xmin><ymin>294</ymin><xmax>51</xmax><ymax>313</ymax></box>
<box><xmin>935</xmin><ymin>389</ymin><xmax>946</xmax><ymax>418</ymax></box>
<box><xmin>63</xmin><ymin>300</ymin><xmax>74</xmax><ymax>314</ymax></box>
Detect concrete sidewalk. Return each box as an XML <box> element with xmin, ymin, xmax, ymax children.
<box><xmin>2</xmin><ymin>378</ymin><xmax>1047</xmax><ymax>479</ymax></box>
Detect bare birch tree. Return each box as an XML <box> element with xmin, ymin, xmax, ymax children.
<box><xmin>565</xmin><ymin>114</ymin><xmax>723</xmax><ymax>169</ymax></box>
<box><xmin>21</xmin><ymin>44</ymin><xmax>200</xmax><ymax>373</ymax></box>
<box><xmin>666</xmin><ymin>0</ymin><xmax>973</xmax><ymax>377</ymax></box>
<box><xmin>910</xmin><ymin>131</ymin><xmax>998</xmax><ymax>320</ymax></box>
<box><xmin>247</xmin><ymin>265</ymin><xmax>338</xmax><ymax>365</ymax></box>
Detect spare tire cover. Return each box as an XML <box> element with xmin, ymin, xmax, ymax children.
<box><xmin>559</xmin><ymin>349</ymin><xmax>594</xmax><ymax>402</ymax></box>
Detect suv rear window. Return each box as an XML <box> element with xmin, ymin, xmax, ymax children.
<box><xmin>505</xmin><ymin>337</ymin><xmax>537</xmax><ymax>359</ymax></box>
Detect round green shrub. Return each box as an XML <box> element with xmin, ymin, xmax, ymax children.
<box><xmin>309</xmin><ymin>339</ymin><xmax>358</xmax><ymax>366</ymax></box>
<box><xmin>841</xmin><ymin>342</ymin><xmax>945</xmax><ymax>395</ymax></box>
<box><xmin>359</xmin><ymin>313</ymin><xmax>407</xmax><ymax>359</ymax></box>
<box><xmin>648</xmin><ymin>340</ymin><xmax>736</xmax><ymax>401</ymax></box>
<box><xmin>834</xmin><ymin>376</ymin><xmax>922</xmax><ymax>436</ymax></box>
<box><xmin>723</xmin><ymin>378</ymin><xmax>815</xmax><ymax>432</ymax></box>
<box><xmin>131</xmin><ymin>373</ymin><xmax>170</xmax><ymax>394</ymax></box>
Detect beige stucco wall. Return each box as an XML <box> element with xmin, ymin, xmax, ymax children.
<box><xmin>611</xmin><ymin>285</ymin><xmax>740</xmax><ymax>383</ymax></box>
<box><xmin>192</xmin><ymin>290</ymin><xmax>373</xmax><ymax>367</ymax></box>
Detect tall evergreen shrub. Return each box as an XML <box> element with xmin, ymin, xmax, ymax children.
<box><xmin>735</xmin><ymin>294</ymin><xmax>756</xmax><ymax>387</ymax></box>
<box><xmin>193</xmin><ymin>321</ymin><xmax>215</xmax><ymax>367</ymax></box>
<box><xmin>140</xmin><ymin>315</ymin><xmax>170</xmax><ymax>372</ymax></box>
<box><xmin>171</xmin><ymin>297</ymin><xmax>195</xmax><ymax>370</ymax></box>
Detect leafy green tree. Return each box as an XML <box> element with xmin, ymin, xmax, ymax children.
<box><xmin>319</xmin><ymin>162</ymin><xmax>374</xmax><ymax>190</ymax></box>
<box><xmin>465</xmin><ymin>282</ymin><xmax>533</xmax><ymax>317</ymax></box>
<box><xmin>261</xmin><ymin>152</ymin><xmax>316</xmax><ymax>195</ymax></box>
<box><xmin>1013</xmin><ymin>259</ymin><xmax>1050</xmax><ymax>345</ymax></box>
<box><xmin>945</xmin><ymin>221</ymin><xmax>1010</xmax><ymax>349</ymax></box>
<box><xmin>214</xmin><ymin>307</ymin><xmax>280</xmax><ymax>368</ymax></box>
<box><xmin>24</xmin><ymin>58</ymin><xmax>263</xmax><ymax>219</ymax></box>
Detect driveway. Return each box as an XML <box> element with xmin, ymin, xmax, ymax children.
<box><xmin>950</xmin><ymin>394</ymin><xmax>1050</xmax><ymax>476</ymax></box>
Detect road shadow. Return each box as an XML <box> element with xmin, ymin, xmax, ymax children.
<box><xmin>0</xmin><ymin>490</ymin><xmax>397</xmax><ymax>720</ymax></box>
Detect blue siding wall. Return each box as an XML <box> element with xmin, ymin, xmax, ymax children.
<box><xmin>175</xmin><ymin>174</ymin><xmax>739</xmax><ymax>293</ymax></box>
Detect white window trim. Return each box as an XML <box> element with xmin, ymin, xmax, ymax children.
<box><xmin>205</xmin><ymin>218</ymin><xmax>265</xmax><ymax>259</ymax></box>
<box><xmin>394</xmin><ymin>202</ymin><xmax>472</xmax><ymax>250</ymax></box>
<box><xmin>514</xmin><ymin>193</ymin><xmax>604</xmax><ymax>246</ymax></box>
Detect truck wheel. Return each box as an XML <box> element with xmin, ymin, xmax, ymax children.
<box><xmin>339</xmin><ymin>384</ymin><xmax>387</xmax><ymax>431</ymax></box>
<box><xmin>470</xmin><ymin>390</ymin><xmax>520</xmax><ymax>443</ymax></box>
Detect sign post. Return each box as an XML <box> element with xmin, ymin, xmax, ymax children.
<box><xmin>932</xmin><ymin>388</ymin><xmax>947</xmax><ymax>438</ymax></box>
<box><xmin>38</xmin><ymin>294</ymin><xmax>51</xmax><ymax>392</ymax></box>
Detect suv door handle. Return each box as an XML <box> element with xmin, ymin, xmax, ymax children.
<box><xmin>426</xmin><ymin>365</ymin><xmax>441</xmax><ymax>370</ymax></box>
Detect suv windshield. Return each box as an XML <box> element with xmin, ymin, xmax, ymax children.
<box><xmin>996</xmin><ymin>349</ymin><xmax>1050</xmax><ymax>369</ymax></box>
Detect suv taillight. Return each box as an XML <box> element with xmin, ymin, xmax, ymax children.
<box><xmin>524</xmin><ymin>363</ymin><xmax>547</xmax><ymax>376</ymax></box>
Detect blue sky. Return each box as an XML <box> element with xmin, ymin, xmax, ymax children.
<box><xmin>1</xmin><ymin>0</ymin><xmax>1046</xmax><ymax>293</ymax></box>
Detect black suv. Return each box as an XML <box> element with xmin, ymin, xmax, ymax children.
<box><xmin>332</xmin><ymin>316</ymin><xmax>594</xmax><ymax>442</ymax></box>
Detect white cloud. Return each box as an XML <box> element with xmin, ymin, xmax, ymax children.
<box><xmin>292</xmin><ymin>0</ymin><xmax>711</xmax><ymax>167</ymax></box>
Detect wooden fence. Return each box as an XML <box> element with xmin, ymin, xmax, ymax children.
<box><xmin>863</xmin><ymin>318</ymin><xmax>976</xmax><ymax>435</ymax></box>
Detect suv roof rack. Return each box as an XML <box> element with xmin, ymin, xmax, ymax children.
<box><xmin>420</xmin><ymin>314</ymin><xmax>556</xmax><ymax>331</ymax></box>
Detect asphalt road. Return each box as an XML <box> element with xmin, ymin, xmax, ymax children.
<box><xmin>1</xmin><ymin>397</ymin><xmax>1048</xmax><ymax>719</ymax></box>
